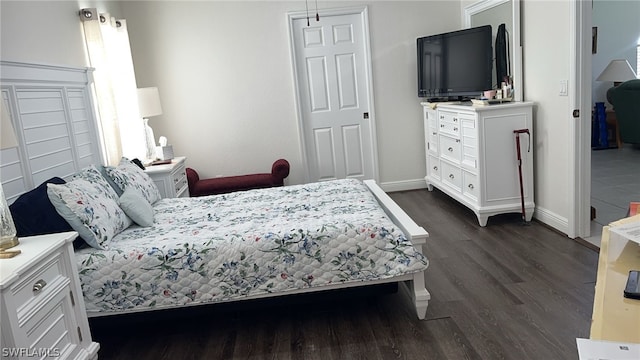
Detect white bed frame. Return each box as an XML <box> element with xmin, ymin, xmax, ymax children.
<box><xmin>1</xmin><ymin>61</ymin><xmax>430</xmax><ymax>320</ymax></box>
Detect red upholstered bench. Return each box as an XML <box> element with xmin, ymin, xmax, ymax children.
<box><xmin>186</xmin><ymin>159</ymin><xmax>290</xmax><ymax>196</ymax></box>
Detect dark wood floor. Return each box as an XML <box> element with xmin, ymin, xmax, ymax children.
<box><xmin>89</xmin><ymin>188</ymin><xmax>599</xmax><ymax>360</ymax></box>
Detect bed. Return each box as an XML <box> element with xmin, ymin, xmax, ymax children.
<box><xmin>71</xmin><ymin>176</ymin><xmax>430</xmax><ymax>318</ymax></box>
<box><xmin>1</xmin><ymin>61</ymin><xmax>430</xmax><ymax>320</ymax></box>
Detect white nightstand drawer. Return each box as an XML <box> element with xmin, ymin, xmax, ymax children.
<box><xmin>172</xmin><ymin>163</ymin><xmax>188</xmax><ymax>196</ymax></box>
<box><xmin>24</xmin><ymin>279</ymin><xmax>75</xmax><ymax>351</ymax></box>
<box><xmin>12</xmin><ymin>252</ymin><xmax>66</xmax><ymax>314</ymax></box>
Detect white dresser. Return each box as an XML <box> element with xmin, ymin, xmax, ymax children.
<box><xmin>422</xmin><ymin>101</ymin><xmax>535</xmax><ymax>226</ymax></box>
<box><xmin>144</xmin><ymin>156</ymin><xmax>189</xmax><ymax>198</ymax></box>
<box><xmin>0</xmin><ymin>232</ymin><xmax>99</xmax><ymax>359</ymax></box>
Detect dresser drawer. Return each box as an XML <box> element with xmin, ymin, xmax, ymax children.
<box><xmin>427</xmin><ymin>129</ymin><xmax>439</xmax><ymax>154</ymax></box>
<box><xmin>427</xmin><ymin>155</ymin><xmax>441</xmax><ymax>180</ymax></box>
<box><xmin>461</xmin><ymin>117</ymin><xmax>477</xmax><ymax>170</ymax></box>
<box><xmin>463</xmin><ymin>171</ymin><xmax>479</xmax><ymax>202</ymax></box>
<box><xmin>11</xmin><ymin>252</ymin><xmax>66</xmax><ymax>314</ymax></box>
<box><xmin>440</xmin><ymin>161</ymin><xmax>462</xmax><ymax>192</ymax></box>
<box><xmin>438</xmin><ymin>111</ymin><xmax>460</xmax><ymax>137</ymax></box>
<box><xmin>439</xmin><ymin>135</ymin><xmax>461</xmax><ymax>164</ymax></box>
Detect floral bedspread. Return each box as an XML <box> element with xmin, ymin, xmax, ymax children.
<box><xmin>76</xmin><ymin>179</ymin><xmax>428</xmax><ymax>314</ymax></box>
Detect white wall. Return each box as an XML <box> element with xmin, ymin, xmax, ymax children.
<box><xmin>592</xmin><ymin>0</ymin><xmax>640</xmax><ymax>105</ymax></box>
<box><xmin>121</xmin><ymin>0</ymin><xmax>461</xmax><ymax>187</ymax></box>
<box><xmin>0</xmin><ymin>0</ymin><xmax>589</xmax><ymax>236</ymax></box>
<box><xmin>0</xmin><ymin>1</ymin><xmax>124</xmax><ymax>67</ymax></box>
<box><xmin>521</xmin><ymin>0</ymin><xmax>572</xmax><ymax>232</ymax></box>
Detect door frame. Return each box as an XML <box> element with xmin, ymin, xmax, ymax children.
<box><xmin>286</xmin><ymin>5</ymin><xmax>379</xmax><ymax>183</ymax></box>
<box><xmin>569</xmin><ymin>0</ymin><xmax>592</xmax><ymax>239</ymax></box>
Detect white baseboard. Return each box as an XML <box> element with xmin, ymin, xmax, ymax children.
<box><xmin>379</xmin><ymin>179</ymin><xmax>571</xmax><ymax>238</ymax></box>
<box><xmin>379</xmin><ymin>179</ymin><xmax>428</xmax><ymax>193</ymax></box>
<box><xmin>532</xmin><ymin>206</ymin><xmax>569</xmax><ymax>236</ymax></box>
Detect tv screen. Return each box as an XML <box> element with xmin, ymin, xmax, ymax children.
<box><xmin>417</xmin><ymin>25</ymin><xmax>493</xmax><ymax>100</ymax></box>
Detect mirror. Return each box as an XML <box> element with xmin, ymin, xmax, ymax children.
<box><xmin>464</xmin><ymin>0</ymin><xmax>522</xmax><ymax>102</ymax></box>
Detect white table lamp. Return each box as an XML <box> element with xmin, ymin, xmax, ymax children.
<box><xmin>137</xmin><ymin>87</ymin><xmax>163</xmax><ymax>161</ymax></box>
<box><xmin>596</xmin><ymin>59</ymin><xmax>637</xmax><ymax>86</ymax></box>
<box><xmin>0</xmin><ymin>101</ymin><xmax>19</xmax><ymax>252</ymax></box>
<box><xmin>597</xmin><ymin>59</ymin><xmax>637</xmax><ymax>105</ymax></box>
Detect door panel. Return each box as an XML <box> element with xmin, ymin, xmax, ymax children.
<box><xmin>342</xmin><ymin>124</ymin><xmax>364</xmax><ymax>177</ymax></box>
<box><xmin>291</xmin><ymin>8</ymin><xmax>376</xmax><ymax>182</ymax></box>
<box><xmin>313</xmin><ymin>127</ymin><xmax>337</xmax><ymax>180</ymax></box>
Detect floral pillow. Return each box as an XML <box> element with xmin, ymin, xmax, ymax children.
<box><xmin>72</xmin><ymin>164</ymin><xmax>120</xmax><ymax>202</ymax></box>
<box><xmin>47</xmin><ymin>178</ymin><xmax>132</xmax><ymax>250</ymax></box>
<box><xmin>105</xmin><ymin>158</ymin><xmax>162</xmax><ymax>205</ymax></box>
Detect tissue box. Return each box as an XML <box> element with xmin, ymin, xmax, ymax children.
<box><xmin>155</xmin><ymin>145</ymin><xmax>174</xmax><ymax>160</ymax></box>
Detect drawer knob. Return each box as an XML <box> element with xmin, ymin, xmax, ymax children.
<box><xmin>468</xmin><ymin>184</ymin><xmax>474</xmax><ymax>189</ymax></box>
<box><xmin>440</xmin><ymin>124</ymin><xmax>445</xmax><ymax>128</ymax></box>
<box><xmin>456</xmin><ymin>139</ymin><xmax>460</xmax><ymax>143</ymax></box>
<box><xmin>449</xmin><ymin>174</ymin><xmax>455</xmax><ymax>179</ymax></box>
<box><xmin>448</xmin><ymin>147</ymin><xmax>453</xmax><ymax>152</ymax></box>
<box><xmin>454</xmin><ymin>127</ymin><xmax>458</xmax><ymax>131</ymax></box>
<box><xmin>433</xmin><ymin>166</ymin><xmax>438</xmax><ymax>171</ymax></box>
<box><xmin>33</xmin><ymin>279</ymin><xmax>47</xmax><ymax>294</ymax></box>
<box><xmin>432</xmin><ymin>132</ymin><xmax>437</xmax><ymax>135</ymax></box>
<box><xmin>454</xmin><ymin>117</ymin><xmax>458</xmax><ymax>122</ymax></box>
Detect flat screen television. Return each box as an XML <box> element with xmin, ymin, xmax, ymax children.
<box><xmin>417</xmin><ymin>25</ymin><xmax>493</xmax><ymax>100</ymax></box>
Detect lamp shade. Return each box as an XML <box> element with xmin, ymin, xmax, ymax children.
<box><xmin>596</xmin><ymin>59</ymin><xmax>637</xmax><ymax>82</ymax></box>
<box><xmin>137</xmin><ymin>87</ymin><xmax>163</xmax><ymax>118</ymax></box>
<box><xmin>1</xmin><ymin>101</ymin><xmax>18</xmax><ymax>150</ymax></box>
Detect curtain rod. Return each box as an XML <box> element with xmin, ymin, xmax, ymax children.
<box><xmin>79</xmin><ymin>8</ymin><xmax>122</xmax><ymax>27</ymax></box>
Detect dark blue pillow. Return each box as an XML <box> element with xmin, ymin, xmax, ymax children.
<box><xmin>9</xmin><ymin>177</ymin><xmax>74</xmax><ymax>237</ymax></box>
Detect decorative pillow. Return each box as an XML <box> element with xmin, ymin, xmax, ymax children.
<box><xmin>47</xmin><ymin>179</ymin><xmax>132</xmax><ymax>250</ymax></box>
<box><xmin>72</xmin><ymin>165</ymin><xmax>120</xmax><ymax>202</ymax></box>
<box><xmin>105</xmin><ymin>157</ymin><xmax>162</xmax><ymax>205</ymax></box>
<box><xmin>98</xmin><ymin>165</ymin><xmax>124</xmax><ymax>197</ymax></box>
<box><xmin>9</xmin><ymin>177</ymin><xmax>74</xmax><ymax>237</ymax></box>
<box><xmin>119</xmin><ymin>187</ymin><xmax>154</xmax><ymax>227</ymax></box>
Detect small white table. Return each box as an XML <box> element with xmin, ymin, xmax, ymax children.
<box><xmin>0</xmin><ymin>232</ymin><xmax>99</xmax><ymax>359</ymax></box>
<box><xmin>144</xmin><ymin>156</ymin><xmax>189</xmax><ymax>198</ymax></box>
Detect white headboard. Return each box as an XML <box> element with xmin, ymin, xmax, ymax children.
<box><xmin>0</xmin><ymin>61</ymin><xmax>103</xmax><ymax>204</ymax></box>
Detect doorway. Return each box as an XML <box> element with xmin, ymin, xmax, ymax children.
<box><xmin>288</xmin><ymin>6</ymin><xmax>378</xmax><ymax>183</ymax></box>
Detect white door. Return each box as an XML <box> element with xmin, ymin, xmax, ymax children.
<box><xmin>289</xmin><ymin>7</ymin><xmax>378</xmax><ymax>182</ymax></box>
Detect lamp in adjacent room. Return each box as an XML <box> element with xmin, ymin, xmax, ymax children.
<box><xmin>137</xmin><ymin>87</ymin><xmax>163</xmax><ymax>162</ymax></box>
<box><xmin>597</xmin><ymin>59</ymin><xmax>637</xmax><ymax>102</ymax></box>
<box><xmin>0</xmin><ymin>101</ymin><xmax>20</xmax><ymax>252</ymax></box>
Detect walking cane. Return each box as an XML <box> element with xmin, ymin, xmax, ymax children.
<box><xmin>513</xmin><ymin>129</ymin><xmax>530</xmax><ymax>224</ymax></box>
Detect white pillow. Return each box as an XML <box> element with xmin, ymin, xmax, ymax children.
<box><xmin>47</xmin><ymin>179</ymin><xmax>132</xmax><ymax>250</ymax></box>
<box><xmin>119</xmin><ymin>187</ymin><xmax>154</xmax><ymax>227</ymax></box>
<box><xmin>105</xmin><ymin>157</ymin><xmax>162</xmax><ymax>205</ymax></box>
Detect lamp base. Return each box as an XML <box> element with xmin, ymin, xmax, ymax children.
<box><xmin>0</xmin><ymin>234</ymin><xmax>19</xmax><ymax>250</ymax></box>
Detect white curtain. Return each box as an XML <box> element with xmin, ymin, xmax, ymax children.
<box><xmin>81</xmin><ymin>9</ymin><xmax>145</xmax><ymax>165</ymax></box>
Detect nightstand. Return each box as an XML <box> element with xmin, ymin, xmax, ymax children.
<box><xmin>0</xmin><ymin>232</ymin><xmax>99</xmax><ymax>359</ymax></box>
<box><xmin>144</xmin><ymin>156</ymin><xmax>189</xmax><ymax>198</ymax></box>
